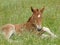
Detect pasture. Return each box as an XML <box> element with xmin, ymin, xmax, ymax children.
<box><xmin>0</xmin><ymin>0</ymin><xmax>60</xmax><ymax>45</ymax></box>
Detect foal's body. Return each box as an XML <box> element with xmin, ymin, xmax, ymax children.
<box><xmin>2</xmin><ymin>7</ymin><xmax>57</xmax><ymax>40</ymax></box>
<box><xmin>2</xmin><ymin>22</ymin><xmax>44</xmax><ymax>39</ymax></box>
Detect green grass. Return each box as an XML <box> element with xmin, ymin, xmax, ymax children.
<box><xmin>0</xmin><ymin>0</ymin><xmax>60</xmax><ymax>45</ymax></box>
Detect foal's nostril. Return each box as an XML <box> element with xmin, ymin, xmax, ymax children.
<box><xmin>36</xmin><ymin>25</ymin><xmax>42</xmax><ymax>31</ymax></box>
<box><xmin>37</xmin><ymin>28</ymin><xmax>42</xmax><ymax>31</ymax></box>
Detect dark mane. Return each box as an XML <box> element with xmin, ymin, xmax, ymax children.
<box><xmin>27</xmin><ymin>16</ymin><xmax>32</xmax><ymax>22</ymax></box>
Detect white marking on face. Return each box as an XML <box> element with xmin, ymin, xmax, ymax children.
<box><xmin>38</xmin><ymin>14</ymin><xmax>40</xmax><ymax>18</ymax></box>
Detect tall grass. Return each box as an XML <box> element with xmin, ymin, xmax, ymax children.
<box><xmin>0</xmin><ymin>0</ymin><xmax>60</xmax><ymax>45</ymax></box>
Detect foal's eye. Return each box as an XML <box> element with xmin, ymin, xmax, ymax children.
<box><xmin>38</xmin><ymin>14</ymin><xmax>40</xmax><ymax>18</ymax></box>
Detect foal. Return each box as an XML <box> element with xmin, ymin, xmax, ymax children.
<box><xmin>2</xmin><ymin>7</ymin><xmax>57</xmax><ymax>40</ymax></box>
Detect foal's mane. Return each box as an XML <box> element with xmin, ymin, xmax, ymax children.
<box><xmin>27</xmin><ymin>16</ymin><xmax>32</xmax><ymax>22</ymax></box>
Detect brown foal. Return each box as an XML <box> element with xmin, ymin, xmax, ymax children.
<box><xmin>2</xmin><ymin>7</ymin><xmax>57</xmax><ymax>40</ymax></box>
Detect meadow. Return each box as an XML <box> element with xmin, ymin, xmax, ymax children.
<box><xmin>0</xmin><ymin>0</ymin><xmax>60</xmax><ymax>45</ymax></box>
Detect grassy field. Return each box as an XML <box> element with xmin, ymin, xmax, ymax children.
<box><xmin>0</xmin><ymin>0</ymin><xmax>60</xmax><ymax>45</ymax></box>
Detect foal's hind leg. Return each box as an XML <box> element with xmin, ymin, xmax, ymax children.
<box><xmin>2</xmin><ymin>24</ymin><xmax>15</xmax><ymax>40</ymax></box>
<box><xmin>42</xmin><ymin>27</ymin><xmax>57</xmax><ymax>38</ymax></box>
<box><xmin>3</xmin><ymin>29</ymin><xmax>15</xmax><ymax>40</ymax></box>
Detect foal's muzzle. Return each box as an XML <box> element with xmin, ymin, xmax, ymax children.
<box><xmin>37</xmin><ymin>28</ymin><xmax>42</xmax><ymax>31</ymax></box>
<box><xmin>32</xmin><ymin>24</ymin><xmax>42</xmax><ymax>31</ymax></box>
<box><xmin>36</xmin><ymin>25</ymin><xmax>42</xmax><ymax>31</ymax></box>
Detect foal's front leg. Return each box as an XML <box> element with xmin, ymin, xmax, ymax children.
<box><xmin>42</xmin><ymin>27</ymin><xmax>57</xmax><ymax>38</ymax></box>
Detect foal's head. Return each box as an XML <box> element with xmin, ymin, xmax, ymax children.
<box><xmin>28</xmin><ymin>7</ymin><xmax>45</xmax><ymax>30</ymax></box>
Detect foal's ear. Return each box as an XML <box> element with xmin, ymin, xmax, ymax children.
<box><xmin>31</xmin><ymin>7</ymin><xmax>34</xmax><ymax>12</ymax></box>
<box><xmin>31</xmin><ymin>7</ymin><xmax>36</xmax><ymax>12</ymax></box>
<box><xmin>40</xmin><ymin>7</ymin><xmax>45</xmax><ymax>13</ymax></box>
